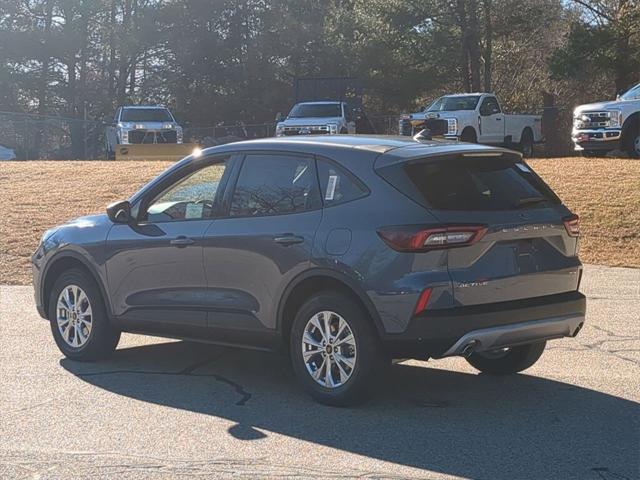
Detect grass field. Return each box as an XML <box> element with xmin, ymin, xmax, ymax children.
<box><xmin>0</xmin><ymin>157</ymin><xmax>638</xmax><ymax>284</ymax></box>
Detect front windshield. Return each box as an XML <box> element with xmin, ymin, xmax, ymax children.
<box><xmin>426</xmin><ymin>96</ymin><xmax>481</xmax><ymax>112</ymax></box>
<box><xmin>121</xmin><ymin>108</ymin><xmax>173</xmax><ymax>122</ymax></box>
<box><xmin>289</xmin><ymin>103</ymin><xmax>342</xmax><ymax>118</ymax></box>
<box><xmin>620</xmin><ymin>84</ymin><xmax>640</xmax><ymax>101</ymax></box>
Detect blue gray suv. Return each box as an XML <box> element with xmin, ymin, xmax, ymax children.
<box><xmin>32</xmin><ymin>136</ymin><xmax>586</xmax><ymax>405</ymax></box>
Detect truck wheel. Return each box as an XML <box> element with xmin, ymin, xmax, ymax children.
<box><xmin>465</xmin><ymin>341</ymin><xmax>546</xmax><ymax>375</ymax></box>
<box><xmin>460</xmin><ymin>128</ymin><xmax>477</xmax><ymax>143</ymax></box>
<box><xmin>289</xmin><ymin>291</ymin><xmax>382</xmax><ymax>406</ymax></box>
<box><xmin>623</xmin><ymin>123</ymin><xmax>640</xmax><ymax>158</ymax></box>
<box><xmin>519</xmin><ymin>129</ymin><xmax>534</xmax><ymax>158</ymax></box>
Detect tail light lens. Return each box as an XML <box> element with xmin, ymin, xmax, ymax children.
<box><xmin>563</xmin><ymin>214</ymin><xmax>580</xmax><ymax>237</ymax></box>
<box><xmin>414</xmin><ymin>288</ymin><xmax>433</xmax><ymax>315</ymax></box>
<box><xmin>377</xmin><ymin>225</ymin><xmax>487</xmax><ymax>252</ymax></box>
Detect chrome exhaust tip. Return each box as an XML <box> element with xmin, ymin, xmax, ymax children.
<box><xmin>462</xmin><ymin>340</ymin><xmax>478</xmax><ymax>357</ymax></box>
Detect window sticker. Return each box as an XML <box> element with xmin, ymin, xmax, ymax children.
<box><xmin>325</xmin><ymin>175</ymin><xmax>338</xmax><ymax>201</ymax></box>
<box><xmin>185</xmin><ymin>202</ymin><xmax>204</xmax><ymax>219</ymax></box>
<box><xmin>515</xmin><ymin>163</ymin><xmax>531</xmax><ymax>173</ymax></box>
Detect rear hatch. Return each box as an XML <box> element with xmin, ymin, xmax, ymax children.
<box><xmin>377</xmin><ymin>150</ymin><xmax>581</xmax><ymax>307</ymax></box>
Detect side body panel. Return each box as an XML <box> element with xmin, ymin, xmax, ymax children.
<box><xmin>311</xmin><ymin>149</ymin><xmax>454</xmax><ymax>334</ymax></box>
<box><xmin>32</xmin><ymin>214</ymin><xmax>114</xmax><ymax>318</ymax></box>
<box><xmin>105</xmin><ymin>220</ymin><xmax>213</xmax><ymax>326</ymax></box>
<box><xmin>503</xmin><ymin>115</ymin><xmax>543</xmax><ymax>143</ymax></box>
<box><xmin>202</xmin><ymin>211</ymin><xmax>322</xmax><ymax>331</ymax></box>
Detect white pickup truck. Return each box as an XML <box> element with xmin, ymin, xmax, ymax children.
<box><xmin>572</xmin><ymin>82</ymin><xmax>640</xmax><ymax>158</ymax></box>
<box><xmin>400</xmin><ymin>93</ymin><xmax>543</xmax><ymax>156</ymax></box>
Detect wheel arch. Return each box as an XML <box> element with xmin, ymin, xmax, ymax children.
<box><xmin>521</xmin><ymin>126</ymin><xmax>534</xmax><ymax>142</ymax></box>
<box><xmin>277</xmin><ymin>269</ymin><xmax>385</xmax><ymax>344</ymax></box>
<box><xmin>41</xmin><ymin>252</ymin><xmax>112</xmax><ymax>319</ymax></box>
<box><xmin>460</xmin><ymin>126</ymin><xmax>477</xmax><ymax>142</ymax></box>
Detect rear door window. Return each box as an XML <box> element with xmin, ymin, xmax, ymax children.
<box><xmin>229</xmin><ymin>154</ymin><xmax>321</xmax><ymax>217</ymax></box>
<box><xmin>389</xmin><ymin>156</ymin><xmax>560</xmax><ymax>211</ymax></box>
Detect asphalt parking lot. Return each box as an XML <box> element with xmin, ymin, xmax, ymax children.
<box><xmin>1</xmin><ymin>264</ymin><xmax>638</xmax><ymax>480</ymax></box>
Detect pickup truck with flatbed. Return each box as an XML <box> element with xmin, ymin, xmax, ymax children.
<box><xmin>400</xmin><ymin>93</ymin><xmax>543</xmax><ymax>156</ymax></box>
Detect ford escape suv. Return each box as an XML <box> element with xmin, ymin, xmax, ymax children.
<box><xmin>32</xmin><ymin>136</ymin><xmax>586</xmax><ymax>405</ymax></box>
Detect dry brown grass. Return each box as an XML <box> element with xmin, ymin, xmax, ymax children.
<box><xmin>528</xmin><ymin>157</ymin><xmax>640</xmax><ymax>270</ymax></box>
<box><xmin>0</xmin><ymin>157</ymin><xmax>638</xmax><ymax>285</ymax></box>
<box><xmin>0</xmin><ymin>161</ymin><xmax>172</xmax><ymax>285</ymax></box>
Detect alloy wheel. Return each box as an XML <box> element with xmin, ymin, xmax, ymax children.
<box><xmin>301</xmin><ymin>311</ymin><xmax>357</xmax><ymax>388</ymax></box>
<box><xmin>56</xmin><ymin>285</ymin><xmax>93</xmax><ymax>348</ymax></box>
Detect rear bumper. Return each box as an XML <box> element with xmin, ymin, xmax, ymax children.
<box><xmin>440</xmin><ymin>314</ymin><xmax>583</xmax><ymax>357</ymax></box>
<box><xmin>380</xmin><ymin>291</ymin><xmax>586</xmax><ymax>358</ymax></box>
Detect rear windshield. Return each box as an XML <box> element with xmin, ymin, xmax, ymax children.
<box><xmin>382</xmin><ymin>156</ymin><xmax>560</xmax><ymax>211</ymax></box>
<box><xmin>289</xmin><ymin>103</ymin><xmax>342</xmax><ymax>118</ymax></box>
<box><xmin>121</xmin><ymin>108</ymin><xmax>173</xmax><ymax>122</ymax></box>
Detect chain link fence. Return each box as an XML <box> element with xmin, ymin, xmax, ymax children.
<box><xmin>0</xmin><ymin>111</ymin><xmax>401</xmax><ymax>160</ymax></box>
<box><xmin>0</xmin><ymin>111</ymin><xmax>109</xmax><ymax>160</ymax></box>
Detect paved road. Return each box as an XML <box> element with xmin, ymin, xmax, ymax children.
<box><xmin>1</xmin><ymin>265</ymin><xmax>638</xmax><ymax>480</ymax></box>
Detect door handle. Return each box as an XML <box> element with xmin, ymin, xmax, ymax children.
<box><xmin>496</xmin><ymin>117</ymin><xmax>502</xmax><ymax>121</ymax></box>
<box><xmin>170</xmin><ymin>236</ymin><xmax>195</xmax><ymax>247</ymax></box>
<box><xmin>274</xmin><ymin>234</ymin><xmax>304</xmax><ymax>246</ymax></box>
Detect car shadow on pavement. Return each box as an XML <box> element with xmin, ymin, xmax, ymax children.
<box><xmin>61</xmin><ymin>340</ymin><xmax>639</xmax><ymax>480</ymax></box>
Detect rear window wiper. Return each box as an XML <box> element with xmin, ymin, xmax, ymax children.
<box><xmin>514</xmin><ymin>196</ymin><xmax>548</xmax><ymax>209</ymax></box>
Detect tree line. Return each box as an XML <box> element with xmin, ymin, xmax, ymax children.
<box><xmin>0</xmin><ymin>0</ymin><xmax>638</xmax><ymax>156</ymax></box>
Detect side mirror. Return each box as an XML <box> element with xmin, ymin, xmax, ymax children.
<box><xmin>275</xmin><ymin>112</ymin><xmax>284</xmax><ymax>122</ymax></box>
<box><xmin>106</xmin><ymin>200</ymin><xmax>132</xmax><ymax>224</ymax></box>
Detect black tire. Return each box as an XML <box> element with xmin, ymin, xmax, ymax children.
<box><xmin>339</xmin><ymin>127</ymin><xmax>348</xmax><ymax>134</ymax></box>
<box><xmin>519</xmin><ymin>129</ymin><xmax>534</xmax><ymax>158</ymax></box>
<box><xmin>623</xmin><ymin>124</ymin><xmax>640</xmax><ymax>158</ymax></box>
<box><xmin>460</xmin><ymin>127</ymin><xmax>477</xmax><ymax>143</ymax></box>
<box><xmin>465</xmin><ymin>341</ymin><xmax>546</xmax><ymax>375</ymax></box>
<box><xmin>289</xmin><ymin>291</ymin><xmax>382</xmax><ymax>406</ymax></box>
<box><xmin>48</xmin><ymin>268</ymin><xmax>120</xmax><ymax>361</ymax></box>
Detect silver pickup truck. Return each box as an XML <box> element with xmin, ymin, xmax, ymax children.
<box><xmin>400</xmin><ymin>93</ymin><xmax>543</xmax><ymax>156</ymax></box>
<box><xmin>275</xmin><ymin>101</ymin><xmax>356</xmax><ymax>137</ymax></box>
<box><xmin>572</xmin><ymin>83</ymin><xmax>640</xmax><ymax>158</ymax></box>
<box><xmin>106</xmin><ymin>106</ymin><xmax>184</xmax><ymax>159</ymax></box>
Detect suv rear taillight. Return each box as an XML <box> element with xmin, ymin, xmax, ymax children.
<box><xmin>563</xmin><ymin>214</ymin><xmax>580</xmax><ymax>237</ymax></box>
<box><xmin>377</xmin><ymin>225</ymin><xmax>487</xmax><ymax>252</ymax></box>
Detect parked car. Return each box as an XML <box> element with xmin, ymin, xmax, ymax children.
<box><xmin>106</xmin><ymin>105</ymin><xmax>184</xmax><ymax>159</ymax></box>
<box><xmin>32</xmin><ymin>135</ymin><xmax>586</xmax><ymax>405</ymax></box>
<box><xmin>572</xmin><ymin>82</ymin><xmax>640</xmax><ymax>158</ymax></box>
<box><xmin>275</xmin><ymin>101</ymin><xmax>357</xmax><ymax>136</ymax></box>
<box><xmin>400</xmin><ymin>93</ymin><xmax>543</xmax><ymax>156</ymax></box>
